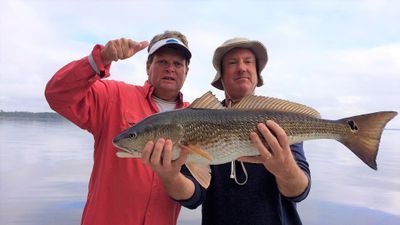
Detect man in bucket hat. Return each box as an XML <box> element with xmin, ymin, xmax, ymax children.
<box><xmin>184</xmin><ymin>37</ymin><xmax>311</xmax><ymax>225</ymax></box>
<box><xmin>211</xmin><ymin>37</ymin><xmax>267</xmax><ymax>91</ymax></box>
<box><xmin>45</xmin><ymin>30</ymin><xmax>199</xmax><ymax>225</ymax></box>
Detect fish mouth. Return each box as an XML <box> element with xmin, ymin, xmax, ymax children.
<box><xmin>111</xmin><ymin>138</ymin><xmax>121</xmax><ymax>148</ymax></box>
<box><xmin>112</xmin><ymin>140</ymin><xmax>131</xmax><ymax>152</ymax></box>
<box><xmin>112</xmin><ymin>135</ymin><xmax>138</xmax><ymax>153</ymax></box>
<box><xmin>112</xmin><ymin>135</ymin><xmax>125</xmax><ymax>149</ymax></box>
<box><xmin>112</xmin><ymin>134</ymin><xmax>121</xmax><ymax>144</ymax></box>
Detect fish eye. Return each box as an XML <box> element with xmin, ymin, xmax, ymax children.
<box><xmin>128</xmin><ymin>133</ymin><xmax>137</xmax><ymax>139</ymax></box>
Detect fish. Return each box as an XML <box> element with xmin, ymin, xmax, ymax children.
<box><xmin>112</xmin><ymin>91</ymin><xmax>397</xmax><ymax>188</ymax></box>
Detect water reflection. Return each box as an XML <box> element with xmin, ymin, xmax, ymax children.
<box><xmin>302</xmin><ymin>130</ymin><xmax>400</xmax><ymax>216</ymax></box>
<box><xmin>1</xmin><ymin>118</ymin><xmax>399</xmax><ymax>225</ymax></box>
<box><xmin>0</xmin><ymin>118</ymin><xmax>91</xmax><ymax>225</ymax></box>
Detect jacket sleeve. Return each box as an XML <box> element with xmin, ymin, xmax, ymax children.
<box><xmin>44</xmin><ymin>44</ymin><xmax>112</xmax><ymax>133</ymax></box>
<box><xmin>284</xmin><ymin>142</ymin><xmax>311</xmax><ymax>202</ymax></box>
<box><xmin>175</xmin><ymin>165</ymin><xmax>207</xmax><ymax>209</ymax></box>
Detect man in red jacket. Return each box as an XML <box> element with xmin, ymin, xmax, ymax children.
<box><xmin>45</xmin><ymin>31</ymin><xmax>197</xmax><ymax>225</ymax></box>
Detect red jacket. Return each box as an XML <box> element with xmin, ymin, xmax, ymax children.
<box><xmin>45</xmin><ymin>45</ymin><xmax>189</xmax><ymax>225</ymax></box>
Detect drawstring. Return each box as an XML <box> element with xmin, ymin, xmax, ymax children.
<box><xmin>230</xmin><ymin>160</ymin><xmax>248</xmax><ymax>185</ymax></box>
<box><xmin>225</xmin><ymin>98</ymin><xmax>248</xmax><ymax>185</ymax></box>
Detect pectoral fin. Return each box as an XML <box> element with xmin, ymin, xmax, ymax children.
<box><xmin>116</xmin><ymin>151</ymin><xmax>142</xmax><ymax>158</ymax></box>
<box><xmin>181</xmin><ymin>144</ymin><xmax>213</xmax><ymax>161</ymax></box>
<box><xmin>186</xmin><ymin>163</ymin><xmax>211</xmax><ymax>189</ymax></box>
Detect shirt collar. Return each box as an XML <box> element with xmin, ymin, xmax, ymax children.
<box><xmin>143</xmin><ymin>81</ymin><xmax>186</xmax><ymax>109</ymax></box>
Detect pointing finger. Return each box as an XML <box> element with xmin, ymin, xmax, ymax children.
<box><xmin>128</xmin><ymin>40</ymin><xmax>149</xmax><ymax>54</ymax></box>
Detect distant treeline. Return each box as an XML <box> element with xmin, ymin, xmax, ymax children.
<box><xmin>0</xmin><ymin>110</ymin><xmax>64</xmax><ymax>120</ymax></box>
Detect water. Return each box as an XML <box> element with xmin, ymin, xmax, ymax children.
<box><xmin>1</xmin><ymin>117</ymin><xmax>399</xmax><ymax>225</ymax></box>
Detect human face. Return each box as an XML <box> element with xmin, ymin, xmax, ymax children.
<box><xmin>146</xmin><ymin>47</ymin><xmax>189</xmax><ymax>101</ymax></box>
<box><xmin>221</xmin><ymin>48</ymin><xmax>258</xmax><ymax>102</ymax></box>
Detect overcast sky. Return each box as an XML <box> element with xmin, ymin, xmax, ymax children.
<box><xmin>1</xmin><ymin>0</ymin><xmax>399</xmax><ymax>127</ymax></box>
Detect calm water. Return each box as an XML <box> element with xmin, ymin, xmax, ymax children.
<box><xmin>1</xmin><ymin>117</ymin><xmax>399</xmax><ymax>225</ymax></box>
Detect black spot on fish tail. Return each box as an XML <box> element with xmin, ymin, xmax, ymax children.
<box><xmin>347</xmin><ymin>120</ymin><xmax>359</xmax><ymax>132</ymax></box>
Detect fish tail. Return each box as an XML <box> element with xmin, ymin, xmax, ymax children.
<box><xmin>338</xmin><ymin>111</ymin><xmax>397</xmax><ymax>170</ymax></box>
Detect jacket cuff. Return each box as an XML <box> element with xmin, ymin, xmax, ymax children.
<box><xmin>283</xmin><ymin>172</ymin><xmax>311</xmax><ymax>203</ymax></box>
<box><xmin>175</xmin><ymin>175</ymin><xmax>202</xmax><ymax>209</ymax></box>
<box><xmin>89</xmin><ymin>44</ymin><xmax>111</xmax><ymax>78</ymax></box>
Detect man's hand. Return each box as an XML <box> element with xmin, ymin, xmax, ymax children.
<box><xmin>239</xmin><ymin>120</ymin><xmax>308</xmax><ymax>197</ymax></box>
<box><xmin>141</xmin><ymin>138</ymin><xmax>187</xmax><ymax>180</ymax></box>
<box><xmin>241</xmin><ymin>121</ymin><xmax>296</xmax><ymax>177</ymax></box>
<box><xmin>141</xmin><ymin>138</ymin><xmax>194</xmax><ymax>200</ymax></box>
<box><xmin>101</xmin><ymin>38</ymin><xmax>149</xmax><ymax>66</ymax></box>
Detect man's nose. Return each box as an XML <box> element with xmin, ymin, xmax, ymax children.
<box><xmin>165</xmin><ymin>62</ymin><xmax>176</xmax><ymax>71</ymax></box>
<box><xmin>237</xmin><ymin>61</ymin><xmax>246</xmax><ymax>72</ymax></box>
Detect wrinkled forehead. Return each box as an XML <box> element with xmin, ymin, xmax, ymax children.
<box><xmin>222</xmin><ymin>48</ymin><xmax>256</xmax><ymax>62</ymax></box>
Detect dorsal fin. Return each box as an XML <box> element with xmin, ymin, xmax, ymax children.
<box><xmin>190</xmin><ymin>91</ymin><xmax>225</xmax><ymax>109</ymax></box>
<box><xmin>233</xmin><ymin>95</ymin><xmax>321</xmax><ymax>118</ymax></box>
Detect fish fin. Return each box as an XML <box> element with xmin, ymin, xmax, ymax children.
<box><xmin>181</xmin><ymin>144</ymin><xmax>213</xmax><ymax>161</ymax></box>
<box><xmin>116</xmin><ymin>151</ymin><xmax>141</xmax><ymax>158</ymax></box>
<box><xmin>338</xmin><ymin>111</ymin><xmax>397</xmax><ymax>170</ymax></box>
<box><xmin>189</xmin><ymin>91</ymin><xmax>225</xmax><ymax>109</ymax></box>
<box><xmin>233</xmin><ymin>95</ymin><xmax>321</xmax><ymax>118</ymax></box>
<box><xmin>186</xmin><ymin>163</ymin><xmax>211</xmax><ymax>189</ymax></box>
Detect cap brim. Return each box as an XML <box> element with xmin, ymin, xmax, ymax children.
<box><xmin>164</xmin><ymin>43</ymin><xmax>192</xmax><ymax>60</ymax></box>
<box><xmin>148</xmin><ymin>38</ymin><xmax>191</xmax><ymax>60</ymax></box>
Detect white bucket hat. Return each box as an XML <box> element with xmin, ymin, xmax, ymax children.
<box><xmin>211</xmin><ymin>37</ymin><xmax>268</xmax><ymax>90</ymax></box>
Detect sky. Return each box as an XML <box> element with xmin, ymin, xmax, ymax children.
<box><xmin>0</xmin><ymin>0</ymin><xmax>399</xmax><ymax>127</ymax></box>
